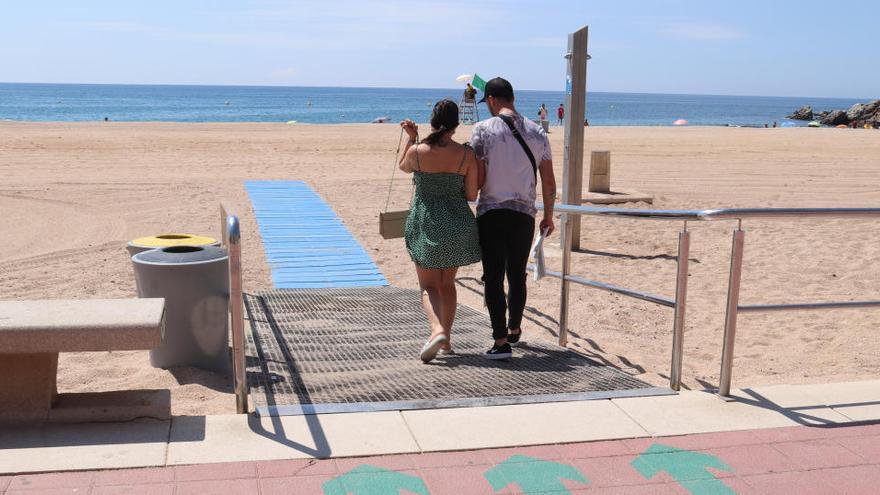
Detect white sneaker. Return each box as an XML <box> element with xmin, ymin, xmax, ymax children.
<box><xmin>420</xmin><ymin>335</ymin><xmax>448</xmax><ymax>363</ymax></box>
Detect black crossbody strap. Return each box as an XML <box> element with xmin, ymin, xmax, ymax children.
<box><xmin>498</xmin><ymin>114</ymin><xmax>537</xmax><ymax>180</ymax></box>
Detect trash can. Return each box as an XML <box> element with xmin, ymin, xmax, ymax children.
<box><xmin>132</xmin><ymin>245</ymin><xmax>230</xmax><ymax>373</ymax></box>
<box><xmin>127</xmin><ymin>233</ymin><xmax>220</xmax><ymax>257</ymax></box>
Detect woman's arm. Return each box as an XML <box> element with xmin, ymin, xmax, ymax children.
<box><xmin>464</xmin><ymin>148</ymin><xmax>479</xmax><ymax>201</ymax></box>
<box><xmin>398</xmin><ymin>119</ymin><xmax>419</xmax><ymax>172</ymax></box>
<box><xmin>399</xmin><ymin>144</ymin><xmax>418</xmax><ymax>173</ymax></box>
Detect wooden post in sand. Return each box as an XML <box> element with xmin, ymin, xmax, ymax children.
<box><xmin>588</xmin><ymin>151</ymin><xmax>611</xmax><ymax>193</ymax></box>
<box><xmin>558</xmin><ymin>25</ymin><xmax>589</xmax><ymax>347</ymax></box>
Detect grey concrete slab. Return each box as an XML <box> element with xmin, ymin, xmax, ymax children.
<box><xmin>0</xmin><ymin>419</ymin><xmax>170</xmax><ymax>474</ymax></box>
<box><xmin>0</xmin><ymin>298</ymin><xmax>165</xmax><ymax>353</ymax></box>
<box><xmin>167</xmin><ymin>411</ymin><xmax>419</xmax><ymax>465</ymax></box>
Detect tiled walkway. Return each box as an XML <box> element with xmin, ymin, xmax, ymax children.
<box><xmin>4</xmin><ymin>422</ymin><xmax>879</xmax><ymax>494</ymax></box>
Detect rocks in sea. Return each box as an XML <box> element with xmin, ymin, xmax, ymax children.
<box><xmin>789</xmin><ymin>99</ymin><xmax>880</xmax><ymax>128</ymax></box>
<box><xmin>787</xmin><ymin>105</ymin><xmax>814</xmax><ymax>120</ymax></box>
<box><xmin>820</xmin><ymin>109</ymin><xmax>848</xmax><ymax>126</ymax></box>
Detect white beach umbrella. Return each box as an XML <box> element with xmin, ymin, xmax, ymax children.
<box><xmin>455</xmin><ymin>74</ymin><xmax>473</xmax><ymax>84</ymax></box>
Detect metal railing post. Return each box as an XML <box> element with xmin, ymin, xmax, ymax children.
<box><xmin>221</xmin><ymin>205</ymin><xmax>248</xmax><ymax>414</ymax></box>
<box><xmin>558</xmin><ymin>213</ymin><xmax>573</xmax><ymax>346</ymax></box>
<box><xmin>670</xmin><ymin>223</ymin><xmax>690</xmax><ymax>391</ymax></box>
<box><xmin>719</xmin><ymin>225</ymin><xmax>745</xmax><ymax>397</ymax></box>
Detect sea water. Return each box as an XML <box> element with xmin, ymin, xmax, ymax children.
<box><xmin>0</xmin><ymin>83</ymin><xmax>865</xmax><ymax>127</ymax></box>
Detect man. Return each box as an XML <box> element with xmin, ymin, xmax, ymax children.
<box><xmin>463</xmin><ymin>82</ymin><xmax>477</xmax><ymax>102</ymax></box>
<box><xmin>471</xmin><ymin>77</ymin><xmax>556</xmax><ymax>359</ymax></box>
<box><xmin>556</xmin><ymin>103</ymin><xmax>565</xmax><ymax>126</ymax></box>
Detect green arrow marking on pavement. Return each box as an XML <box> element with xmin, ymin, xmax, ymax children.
<box><xmin>631</xmin><ymin>444</ymin><xmax>734</xmax><ymax>495</ymax></box>
<box><xmin>323</xmin><ymin>464</ymin><xmax>430</xmax><ymax>495</ymax></box>
<box><xmin>484</xmin><ymin>455</ymin><xmax>589</xmax><ymax>494</ymax></box>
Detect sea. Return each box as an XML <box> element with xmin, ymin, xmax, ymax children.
<box><xmin>0</xmin><ymin>83</ymin><xmax>867</xmax><ymax>127</ymax></box>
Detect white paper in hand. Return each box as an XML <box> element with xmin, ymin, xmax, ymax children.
<box><xmin>529</xmin><ymin>227</ymin><xmax>549</xmax><ymax>281</ymax></box>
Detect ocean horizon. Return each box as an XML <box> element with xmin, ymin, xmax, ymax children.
<box><xmin>0</xmin><ymin>82</ymin><xmax>868</xmax><ymax>127</ymax></box>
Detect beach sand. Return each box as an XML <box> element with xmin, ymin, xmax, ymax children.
<box><xmin>1</xmin><ymin>122</ymin><xmax>879</xmax><ymax>415</ymax></box>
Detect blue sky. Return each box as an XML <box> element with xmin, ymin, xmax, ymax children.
<box><xmin>1</xmin><ymin>1</ymin><xmax>877</xmax><ymax>98</ymax></box>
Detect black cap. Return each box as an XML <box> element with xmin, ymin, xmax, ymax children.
<box><xmin>478</xmin><ymin>77</ymin><xmax>514</xmax><ymax>103</ymax></box>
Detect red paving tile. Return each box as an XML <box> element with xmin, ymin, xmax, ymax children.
<box><xmin>409</xmin><ymin>450</ymin><xmax>488</xmax><ymax>469</ymax></box>
<box><xmin>173</xmin><ymin>461</ymin><xmax>257</xmax><ymax>481</ymax></box>
<box><xmin>584</xmin><ymin>483</ymin><xmax>681</xmax><ymax>494</ymax></box>
<box><xmin>420</xmin><ymin>465</ymin><xmax>513</xmax><ymax>495</ymax></box>
<box><xmin>260</xmin><ymin>474</ymin><xmax>335</xmax><ymax>495</ymax></box>
<box><xmin>335</xmin><ymin>453</ymin><xmax>417</xmax><ymax>472</ymax></box>
<box><xmin>811</xmin><ymin>465</ymin><xmax>880</xmax><ymax>495</ymax></box>
<box><xmin>256</xmin><ymin>458</ymin><xmax>338</xmax><ymax>478</ymax></box>
<box><xmin>706</xmin><ymin>443</ymin><xmax>799</xmax><ymax>476</ymax></box>
<box><xmin>0</xmin><ymin>477</ymin><xmax>10</xmax><ymax>491</ymax></box>
<box><xmin>92</xmin><ymin>467</ymin><xmax>175</xmax><ymax>486</ymax></box>
<box><xmin>175</xmin><ymin>478</ymin><xmax>260</xmax><ymax>495</ymax></box>
<box><xmin>480</xmin><ymin>444</ymin><xmax>569</xmax><ymax>464</ymax></box>
<box><xmin>559</xmin><ymin>439</ymin><xmax>632</xmax><ymax>459</ymax></box>
<box><xmin>567</xmin><ymin>456</ymin><xmax>664</xmax><ymax>487</ymax></box>
<box><xmin>771</xmin><ymin>438</ymin><xmax>868</xmax><ymax>470</ymax></box>
<box><xmin>836</xmin><ymin>433</ymin><xmax>880</xmax><ymax>462</ymax></box>
<box><xmin>91</xmin><ymin>483</ymin><xmax>175</xmax><ymax>495</ymax></box>
<box><xmin>8</xmin><ymin>472</ymin><xmax>93</xmax><ymax>491</ymax></box>
<box><xmin>5</xmin><ymin>489</ymin><xmax>90</xmax><ymax>495</ymax></box>
<box><xmin>741</xmin><ymin>469</ymin><xmax>835</xmax><ymax>494</ymax></box>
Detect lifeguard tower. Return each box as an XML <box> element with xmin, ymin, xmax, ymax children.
<box><xmin>459</xmin><ymin>84</ymin><xmax>479</xmax><ymax>124</ymax></box>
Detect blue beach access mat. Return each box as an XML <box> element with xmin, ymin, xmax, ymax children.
<box><xmin>245</xmin><ymin>180</ymin><xmax>388</xmax><ymax>288</ymax></box>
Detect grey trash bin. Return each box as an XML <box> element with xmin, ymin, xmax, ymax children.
<box><xmin>132</xmin><ymin>245</ymin><xmax>230</xmax><ymax>373</ymax></box>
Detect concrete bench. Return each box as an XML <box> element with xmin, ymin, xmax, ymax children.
<box><xmin>0</xmin><ymin>298</ymin><xmax>165</xmax><ymax>422</ymax></box>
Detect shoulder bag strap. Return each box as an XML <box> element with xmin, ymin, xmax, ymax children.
<box><xmin>498</xmin><ymin>114</ymin><xmax>537</xmax><ymax>180</ymax></box>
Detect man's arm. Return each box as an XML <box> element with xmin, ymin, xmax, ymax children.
<box><xmin>538</xmin><ymin>159</ymin><xmax>556</xmax><ymax>235</ymax></box>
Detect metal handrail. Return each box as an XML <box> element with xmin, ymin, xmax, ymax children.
<box><xmin>221</xmin><ymin>203</ymin><xmax>247</xmax><ymax>414</ymax></box>
<box><xmin>538</xmin><ymin>201</ymin><xmax>880</xmax><ymax>396</ymax></box>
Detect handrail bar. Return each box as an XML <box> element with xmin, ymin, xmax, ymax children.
<box><xmin>536</xmin><ymin>203</ymin><xmax>880</xmax><ymax>222</ymax></box>
<box><xmin>528</xmin><ymin>265</ymin><xmax>675</xmax><ymax>308</ymax></box>
<box><xmin>220</xmin><ymin>203</ymin><xmax>247</xmax><ymax>414</ymax></box>
<box><xmin>739</xmin><ymin>301</ymin><xmax>880</xmax><ymax>313</ymax></box>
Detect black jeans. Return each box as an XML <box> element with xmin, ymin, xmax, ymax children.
<box><xmin>478</xmin><ymin>209</ymin><xmax>535</xmax><ymax>341</ymax></box>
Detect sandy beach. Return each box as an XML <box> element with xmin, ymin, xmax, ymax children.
<box><xmin>1</xmin><ymin>122</ymin><xmax>879</xmax><ymax>415</ymax></box>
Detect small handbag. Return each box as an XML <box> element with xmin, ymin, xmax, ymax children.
<box><xmin>379</xmin><ymin>129</ymin><xmax>414</xmax><ymax>239</ymax></box>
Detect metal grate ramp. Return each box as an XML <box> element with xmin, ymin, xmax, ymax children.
<box><xmin>244</xmin><ymin>287</ymin><xmax>673</xmax><ymax>416</ymax></box>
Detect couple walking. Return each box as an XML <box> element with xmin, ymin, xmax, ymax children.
<box><xmin>398</xmin><ymin>77</ymin><xmax>557</xmax><ymax>363</ymax></box>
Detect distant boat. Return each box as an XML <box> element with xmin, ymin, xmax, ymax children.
<box><xmin>371</xmin><ymin>116</ymin><xmax>391</xmax><ymax>124</ymax></box>
<box><xmin>673</xmin><ymin>119</ymin><xmax>688</xmax><ymax>126</ymax></box>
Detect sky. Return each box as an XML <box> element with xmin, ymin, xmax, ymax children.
<box><xmin>1</xmin><ymin>1</ymin><xmax>877</xmax><ymax>98</ymax></box>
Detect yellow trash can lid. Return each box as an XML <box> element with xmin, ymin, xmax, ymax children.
<box><xmin>129</xmin><ymin>233</ymin><xmax>219</xmax><ymax>248</ymax></box>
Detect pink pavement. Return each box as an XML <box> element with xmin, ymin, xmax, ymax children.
<box><xmin>3</xmin><ymin>422</ymin><xmax>879</xmax><ymax>494</ymax></box>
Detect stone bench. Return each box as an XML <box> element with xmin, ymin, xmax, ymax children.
<box><xmin>0</xmin><ymin>298</ymin><xmax>166</xmax><ymax>422</ymax></box>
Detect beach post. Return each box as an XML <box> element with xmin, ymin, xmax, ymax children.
<box><xmin>588</xmin><ymin>151</ymin><xmax>611</xmax><ymax>193</ymax></box>
<box><xmin>558</xmin><ymin>25</ymin><xmax>589</xmax><ymax>346</ymax></box>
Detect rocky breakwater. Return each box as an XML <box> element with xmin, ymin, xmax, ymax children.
<box><xmin>788</xmin><ymin>100</ymin><xmax>880</xmax><ymax>128</ymax></box>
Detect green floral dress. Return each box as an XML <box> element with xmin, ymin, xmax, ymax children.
<box><xmin>405</xmin><ymin>148</ymin><xmax>481</xmax><ymax>269</ymax></box>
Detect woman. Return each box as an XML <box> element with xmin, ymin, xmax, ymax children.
<box><xmin>399</xmin><ymin>99</ymin><xmax>481</xmax><ymax>363</ymax></box>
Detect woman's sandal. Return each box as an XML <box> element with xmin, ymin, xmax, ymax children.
<box><xmin>420</xmin><ymin>334</ymin><xmax>448</xmax><ymax>363</ymax></box>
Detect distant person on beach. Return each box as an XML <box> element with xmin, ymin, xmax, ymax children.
<box><xmin>463</xmin><ymin>83</ymin><xmax>477</xmax><ymax>102</ymax></box>
<box><xmin>399</xmin><ymin>100</ymin><xmax>481</xmax><ymax>363</ymax></box>
<box><xmin>556</xmin><ymin>103</ymin><xmax>564</xmax><ymax>126</ymax></box>
<box><xmin>472</xmin><ymin>77</ymin><xmax>556</xmax><ymax>360</ymax></box>
<box><xmin>538</xmin><ymin>103</ymin><xmax>548</xmax><ymax>121</ymax></box>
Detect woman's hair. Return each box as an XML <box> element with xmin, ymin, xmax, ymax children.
<box><xmin>421</xmin><ymin>99</ymin><xmax>459</xmax><ymax>147</ymax></box>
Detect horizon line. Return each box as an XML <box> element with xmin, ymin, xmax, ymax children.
<box><xmin>0</xmin><ymin>80</ymin><xmax>875</xmax><ymax>102</ymax></box>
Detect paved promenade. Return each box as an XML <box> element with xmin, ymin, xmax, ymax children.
<box><xmin>3</xmin><ymin>421</ymin><xmax>880</xmax><ymax>494</ymax></box>
<box><xmin>2</xmin><ymin>380</ymin><xmax>879</xmax><ymax>494</ymax></box>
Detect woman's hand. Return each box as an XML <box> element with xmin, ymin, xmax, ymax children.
<box><xmin>400</xmin><ymin>119</ymin><xmax>418</xmax><ymax>142</ymax></box>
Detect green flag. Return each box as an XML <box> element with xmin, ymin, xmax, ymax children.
<box><xmin>472</xmin><ymin>73</ymin><xmax>487</xmax><ymax>92</ymax></box>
